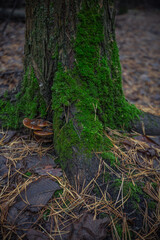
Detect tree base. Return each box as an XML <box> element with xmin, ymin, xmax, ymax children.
<box><xmin>131</xmin><ymin>112</ymin><xmax>160</xmax><ymax>136</ymax></box>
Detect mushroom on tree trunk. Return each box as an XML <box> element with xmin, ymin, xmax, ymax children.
<box><xmin>23</xmin><ymin>118</ymin><xmax>53</xmax><ymax>142</ymax></box>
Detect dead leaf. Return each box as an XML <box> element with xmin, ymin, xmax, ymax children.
<box><xmin>34</xmin><ymin>167</ymin><xmax>62</xmax><ymax>177</ymax></box>
<box><xmin>68</xmin><ymin>213</ymin><xmax>110</xmax><ymax>240</ymax></box>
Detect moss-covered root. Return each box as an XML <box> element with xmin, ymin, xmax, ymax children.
<box><xmin>131</xmin><ymin>112</ymin><xmax>160</xmax><ymax>136</ymax></box>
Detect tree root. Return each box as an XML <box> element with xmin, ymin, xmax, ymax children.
<box><xmin>131</xmin><ymin>112</ymin><xmax>160</xmax><ymax>136</ymax></box>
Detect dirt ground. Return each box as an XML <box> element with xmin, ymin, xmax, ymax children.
<box><xmin>116</xmin><ymin>9</ymin><xmax>160</xmax><ymax>111</ymax></box>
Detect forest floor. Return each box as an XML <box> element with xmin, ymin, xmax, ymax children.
<box><xmin>0</xmin><ymin>9</ymin><xmax>160</xmax><ymax>240</ymax></box>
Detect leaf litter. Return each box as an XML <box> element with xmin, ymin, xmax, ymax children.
<box><xmin>0</xmin><ymin>127</ymin><xmax>160</xmax><ymax>239</ymax></box>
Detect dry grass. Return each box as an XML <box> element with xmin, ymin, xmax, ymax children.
<box><xmin>0</xmin><ymin>127</ymin><xmax>160</xmax><ymax>239</ymax></box>
<box><xmin>135</xmin><ymin>104</ymin><xmax>160</xmax><ymax>116</ymax></box>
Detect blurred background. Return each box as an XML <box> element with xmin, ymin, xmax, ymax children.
<box><xmin>0</xmin><ymin>0</ymin><xmax>160</xmax><ymax>114</ymax></box>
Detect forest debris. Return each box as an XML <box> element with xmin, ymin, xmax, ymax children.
<box><xmin>67</xmin><ymin>213</ymin><xmax>110</xmax><ymax>240</ymax></box>
<box><xmin>8</xmin><ymin>178</ymin><xmax>60</xmax><ymax>213</ymax></box>
<box><xmin>27</xmin><ymin>229</ymin><xmax>49</xmax><ymax>240</ymax></box>
<box><xmin>0</xmin><ymin>130</ymin><xmax>17</xmax><ymax>144</ymax></box>
<box><xmin>0</xmin><ymin>155</ymin><xmax>8</xmax><ymax>178</ymax></box>
<box><xmin>7</xmin><ymin>177</ymin><xmax>61</xmax><ymax>232</ymax></box>
<box><xmin>34</xmin><ymin>166</ymin><xmax>62</xmax><ymax>177</ymax></box>
<box><xmin>25</xmin><ymin>154</ymin><xmax>57</xmax><ymax>170</ymax></box>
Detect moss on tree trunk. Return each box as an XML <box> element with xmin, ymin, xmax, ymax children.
<box><xmin>51</xmin><ymin>0</ymin><xmax>140</xmax><ymax>185</ymax></box>
<box><xmin>0</xmin><ymin>0</ymin><xmax>140</xmax><ymax>186</ymax></box>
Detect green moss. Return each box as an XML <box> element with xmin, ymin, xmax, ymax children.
<box><xmin>151</xmin><ymin>182</ymin><xmax>158</xmax><ymax>190</ymax></box>
<box><xmin>43</xmin><ymin>209</ymin><xmax>50</xmax><ymax>221</ymax></box>
<box><xmin>54</xmin><ymin>189</ymin><xmax>63</xmax><ymax>198</ymax></box>
<box><xmin>103</xmin><ymin>172</ymin><xmax>110</xmax><ymax>183</ymax></box>
<box><xmin>24</xmin><ymin>171</ymin><xmax>32</xmax><ymax>177</ymax></box>
<box><xmin>148</xmin><ymin>200</ymin><xmax>156</xmax><ymax>210</ymax></box>
<box><xmin>112</xmin><ymin>179</ymin><xmax>143</xmax><ymax>203</ymax></box>
<box><xmin>93</xmin><ymin>185</ymin><xmax>101</xmax><ymax>196</ymax></box>
<box><xmin>0</xmin><ymin>68</ymin><xmax>47</xmax><ymax>129</ymax></box>
<box><xmin>115</xmin><ymin>223</ymin><xmax>122</xmax><ymax>238</ymax></box>
<box><xmin>102</xmin><ymin>152</ymin><xmax>117</xmax><ymax>165</ymax></box>
<box><xmin>125</xmin><ymin>182</ymin><xmax>143</xmax><ymax>203</ymax></box>
<box><xmin>52</xmin><ymin>0</ymin><xmax>140</xmax><ymax>167</ymax></box>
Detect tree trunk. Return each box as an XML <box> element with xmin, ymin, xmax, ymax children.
<box><xmin>0</xmin><ymin>0</ymin><xmax>141</xmax><ymax>187</ymax></box>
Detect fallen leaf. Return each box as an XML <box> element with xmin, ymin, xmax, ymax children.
<box><xmin>34</xmin><ymin>167</ymin><xmax>62</xmax><ymax>177</ymax></box>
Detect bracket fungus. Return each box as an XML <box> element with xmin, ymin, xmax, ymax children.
<box><xmin>23</xmin><ymin>118</ymin><xmax>42</xmax><ymax>130</ymax></box>
<box><xmin>35</xmin><ymin>119</ymin><xmax>52</xmax><ymax>128</ymax></box>
<box><xmin>33</xmin><ymin>130</ymin><xmax>53</xmax><ymax>136</ymax></box>
<box><xmin>23</xmin><ymin>118</ymin><xmax>53</xmax><ymax>142</ymax></box>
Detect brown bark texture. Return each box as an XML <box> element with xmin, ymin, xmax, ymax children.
<box><xmin>24</xmin><ymin>0</ymin><xmax>115</xmax><ymax>106</ymax></box>
<box><xmin>24</xmin><ymin>0</ymin><xmax>117</xmax><ymax>187</ymax></box>
<box><xmin>25</xmin><ymin>0</ymin><xmax>78</xmax><ymax>105</ymax></box>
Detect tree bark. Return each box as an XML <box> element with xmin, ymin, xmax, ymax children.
<box><xmin>24</xmin><ymin>0</ymin><xmax>122</xmax><ymax>186</ymax></box>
